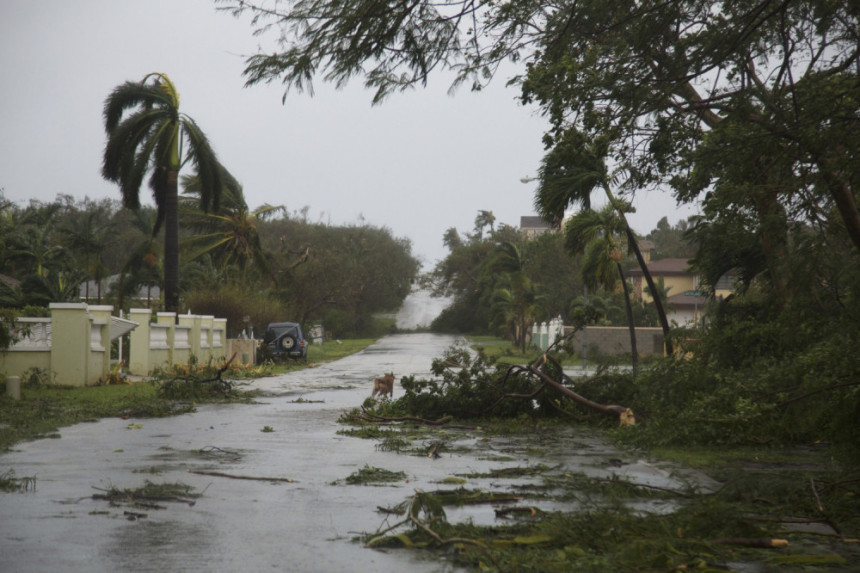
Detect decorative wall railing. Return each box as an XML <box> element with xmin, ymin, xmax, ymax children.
<box><xmin>1</xmin><ymin>303</ymin><xmax>227</xmax><ymax>387</ymax></box>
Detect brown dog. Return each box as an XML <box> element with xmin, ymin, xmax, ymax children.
<box><xmin>372</xmin><ymin>372</ymin><xmax>395</xmax><ymax>398</ymax></box>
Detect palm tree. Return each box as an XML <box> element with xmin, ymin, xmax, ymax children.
<box><xmin>9</xmin><ymin>225</ymin><xmax>66</xmax><ymax>278</ymax></box>
<box><xmin>488</xmin><ymin>241</ymin><xmax>540</xmax><ymax>353</ymax></box>
<box><xmin>442</xmin><ymin>227</ymin><xmax>462</xmax><ymax>251</ymax></box>
<box><xmin>535</xmin><ymin>127</ymin><xmax>674</xmax><ymax>355</ymax></box>
<box><xmin>473</xmin><ymin>210</ymin><xmax>496</xmax><ymax>240</ymax></box>
<box><xmin>19</xmin><ymin>269</ymin><xmax>87</xmax><ymax>306</ymax></box>
<box><xmin>180</xmin><ymin>169</ymin><xmax>284</xmax><ymax>284</ymax></box>
<box><xmin>62</xmin><ymin>210</ymin><xmax>115</xmax><ymax>303</ymax></box>
<box><xmin>115</xmin><ymin>208</ymin><xmax>162</xmax><ymax>310</ymax></box>
<box><xmin>565</xmin><ymin>206</ymin><xmax>639</xmax><ymax>373</ymax></box>
<box><xmin>102</xmin><ymin>73</ymin><xmax>224</xmax><ymax>313</ymax></box>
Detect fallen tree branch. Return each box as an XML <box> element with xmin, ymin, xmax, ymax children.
<box><xmin>356</xmin><ymin>409</ymin><xmax>453</xmax><ymax>426</ymax></box>
<box><xmin>520</xmin><ymin>356</ymin><xmax>635</xmax><ymax>425</ymax></box>
<box><xmin>712</xmin><ymin>537</ymin><xmax>789</xmax><ymax>548</ymax></box>
<box><xmin>187</xmin><ymin>470</ymin><xmax>295</xmax><ymax>483</ymax></box>
<box><xmin>405</xmin><ymin>491</ymin><xmax>499</xmax><ymax>566</ymax></box>
<box><xmin>810</xmin><ymin>477</ymin><xmax>844</xmax><ymax>539</ymax></box>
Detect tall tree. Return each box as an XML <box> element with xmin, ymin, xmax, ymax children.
<box><xmin>487</xmin><ymin>241</ymin><xmax>540</xmax><ymax>352</ymax></box>
<box><xmin>565</xmin><ymin>206</ymin><xmax>639</xmax><ymax>373</ymax></box>
<box><xmin>102</xmin><ymin>73</ymin><xmax>224</xmax><ymax>313</ymax></box>
<box><xmin>535</xmin><ymin>128</ymin><xmax>674</xmax><ymax>354</ymax></box>
<box><xmin>473</xmin><ymin>210</ymin><xmax>497</xmax><ymax>240</ymax></box>
<box><xmin>224</xmin><ymin>0</ymin><xmax>859</xmax><ymax>317</ymax></box>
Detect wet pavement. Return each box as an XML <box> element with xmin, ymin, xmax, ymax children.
<box><xmin>0</xmin><ymin>310</ymin><xmax>717</xmax><ymax>572</ymax></box>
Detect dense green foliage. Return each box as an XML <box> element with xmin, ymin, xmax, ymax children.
<box><xmin>0</xmin><ymin>192</ymin><xmax>418</xmax><ymax>339</ymax></box>
<box><xmin>428</xmin><ymin>211</ymin><xmax>674</xmax><ymax>337</ymax></box>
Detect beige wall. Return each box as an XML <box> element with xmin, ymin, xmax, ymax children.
<box><xmin>2</xmin><ymin>304</ymin><xmax>229</xmax><ymax>385</ymax></box>
<box><xmin>565</xmin><ymin>326</ymin><xmax>665</xmax><ymax>357</ymax></box>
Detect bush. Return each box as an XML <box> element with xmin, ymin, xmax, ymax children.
<box><xmin>183</xmin><ymin>284</ymin><xmax>290</xmax><ymax>338</ymax></box>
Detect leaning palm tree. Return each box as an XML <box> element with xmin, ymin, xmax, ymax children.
<box><xmin>102</xmin><ymin>72</ymin><xmax>224</xmax><ymax>313</ymax></box>
<box><xmin>180</xmin><ymin>169</ymin><xmax>284</xmax><ymax>284</ymax></box>
<box><xmin>535</xmin><ymin>127</ymin><xmax>674</xmax><ymax>355</ymax></box>
<box><xmin>565</xmin><ymin>206</ymin><xmax>639</xmax><ymax>374</ymax></box>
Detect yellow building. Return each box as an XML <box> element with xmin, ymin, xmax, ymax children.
<box><xmin>627</xmin><ymin>258</ymin><xmax>737</xmax><ymax>326</ymax></box>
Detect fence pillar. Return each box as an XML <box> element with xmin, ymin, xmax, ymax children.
<box><xmin>156</xmin><ymin>312</ymin><xmax>177</xmax><ymax>366</ymax></box>
<box><xmin>199</xmin><ymin>315</ymin><xmax>214</xmax><ymax>362</ymax></box>
<box><xmin>88</xmin><ymin>305</ymin><xmax>113</xmax><ymax>383</ymax></box>
<box><xmin>49</xmin><ymin>302</ymin><xmax>90</xmax><ymax>386</ymax></box>
<box><xmin>128</xmin><ymin>308</ymin><xmax>152</xmax><ymax>375</ymax></box>
<box><xmin>213</xmin><ymin>318</ymin><xmax>227</xmax><ymax>361</ymax></box>
<box><xmin>178</xmin><ymin>314</ymin><xmax>202</xmax><ymax>360</ymax></box>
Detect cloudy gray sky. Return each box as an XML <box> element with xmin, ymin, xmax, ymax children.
<box><xmin>0</xmin><ymin>0</ymin><xmax>697</xmax><ymax>268</ymax></box>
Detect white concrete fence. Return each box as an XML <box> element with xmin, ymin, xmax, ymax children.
<box><xmin>0</xmin><ymin>303</ymin><xmax>228</xmax><ymax>387</ymax></box>
<box><xmin>532</xmin><ymin>316</ymin><xmax>565</xmax><ymax>351</ymax></box>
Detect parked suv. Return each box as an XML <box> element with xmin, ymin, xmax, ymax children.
<box><xmin>264</xmin><ymin>321</ymin><xmax>307</xmax><ymax>361</ymax></box>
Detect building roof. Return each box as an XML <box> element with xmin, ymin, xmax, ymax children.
<box><xmin>628</xmin><ymin>258</ymin><xmax>692</xmax><ymax>276</ymax></box>
<box><xmin>0</xmin><ymin>273</ymin><xmax>21</xmax><ymax>287</ymax></box>
<box><xmin>520</xmin><ymin>215</ymin><xmax>551</xmax><ymax>229</ymax></box>
<box><xmin>79</xmin><ymin>274</ymin><xmax>161</xmax><ymax>300</ymax></box>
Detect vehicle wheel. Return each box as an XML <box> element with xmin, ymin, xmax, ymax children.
<box><xmin>280</xmin><ymin>335</ymin><xmax>297</xmax><ymax>351</ymax></box>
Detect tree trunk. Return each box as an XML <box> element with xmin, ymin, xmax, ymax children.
<box><xmin>616</xmin><ymin>261</ymin><xmax>639</xmax><ymax>376</ymax></box>
<box><xmin>163</xmin><ymin>169</ymin><xmax>180</xmax><ymax>314</ymax></box>
<box><xmin>624</xmin><ymin>224</ymin><xmax>674</xmax><ymax>355</ymax></box>
<box><xmin>527</xmin><ymin>363</ymin><xmax>635</xmax><ymax>425</ymax></box>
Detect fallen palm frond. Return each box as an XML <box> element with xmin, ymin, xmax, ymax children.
<box><xmin>0</xmin><ymin>469</ymin><xmax>36</xmax><ymax>493</ymax></box>
<box><xmin>336</xmin><ymin>465</ymin><xmax>407</xmax><ymax>486</ymax></box>
<box><xmin>366</xmin><ymin>490</ymin><xmax>499</xmax><ymax>567</ymax></box>
<box><xmin>92</xmin><ymin>481</ymin><xmax>199</xmax><ymax>508</ymax></box>
<box><xmin>187</xmin><ymin>470</ymin><xmax>294</xmax><ymax>483</ymax></box>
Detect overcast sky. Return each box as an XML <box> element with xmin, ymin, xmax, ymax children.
<box><xmin>0</xmin><ymin>0</ymin><xmax>698</xmax><ymax>268</ymax></box>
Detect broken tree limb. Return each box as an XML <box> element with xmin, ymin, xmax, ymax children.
<box><xmin>522</xmin><ymin>358</ymin><xmax>635</xmax><ymax>426</ymax></box>
<box><xmin>712</xmin><ymin>538</ymin><xmax>789</xmax><ymax>548</ymax></box>
<box><xmin>810</xmin><ymin>477</ymin><xmax>844</xmax><ymax>538</ymax></box>
<box><xmin>405</xmin><ymin>491</ymin><xmax>499</xmax><ymax>567</ymax></box>
<box><xmin>187</xmin><ymin>470</ymin><xmax>294</xmax><ymax>483</ymax></box>
<box><xmin>355</xmin><ymin>409</ymin><xmax>453</xmax><ymax>426</ymax></box>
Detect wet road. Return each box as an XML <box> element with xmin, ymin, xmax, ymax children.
<box><xmin>1</xmin><ymin>325</ymin><xmax>715</xmax><ymax>572</ymax></box>
<box><xmin>0</xmin><ymin>333</ymin><xmax>466</xmax><ymax>573</ymax></box>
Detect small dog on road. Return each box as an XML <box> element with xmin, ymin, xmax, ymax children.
<box><xmin>372</xmin><ymin>373</ymin><xmax>395</xmax><ymax>398</ymax></box>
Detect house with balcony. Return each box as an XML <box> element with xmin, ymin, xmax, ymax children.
<box><xmin>627</xmin><ymin>258</ymin><xmax>738</xmax><ymax>326</ymax></box>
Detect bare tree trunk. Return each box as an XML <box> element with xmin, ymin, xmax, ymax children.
<box><xmin>625</xmin><ymin>225</ymin><xmax>674</xmax><ymax>355</ymax></box>
<box><xmin>616</xmin><ymin>261</ymin><xmax>639</xmax><ymax>376</ymax></box>
<box><xmin>163</xmin><ymin>170</ymin><xmax>180</xmax><ymax>314</ymax></box>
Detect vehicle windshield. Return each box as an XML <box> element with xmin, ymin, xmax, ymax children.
<box><xmin>267</xmin><ymin>324</ymin><xmax>298</xmax><ymax>341</ymax></box>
